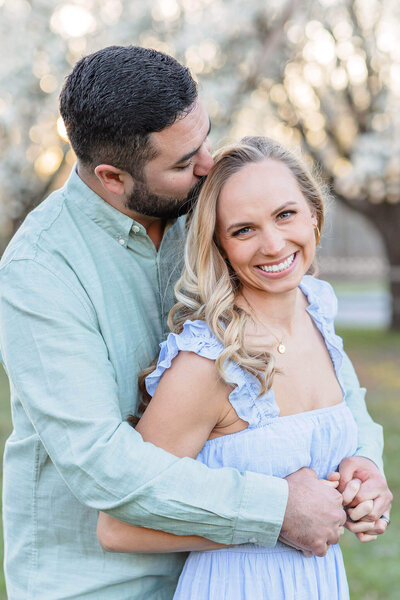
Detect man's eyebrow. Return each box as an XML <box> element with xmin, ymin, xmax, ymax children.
<box><xmin>171</xmin><ymin>118</ymin><xmax>212</xmax><ymax>167</ymax></box>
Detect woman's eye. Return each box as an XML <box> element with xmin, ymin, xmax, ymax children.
<box><xmin>277</xmin><ymin>210</ymin><xmax>295</xmax><ymax>220</ymax></box>
<box><xmin>232</xmin><ymin>226</ymin><xmax>252</xmax><ymax>236</ymax></box>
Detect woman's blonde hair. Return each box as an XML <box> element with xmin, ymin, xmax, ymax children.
<box><xmin>168</xmin><ymin>136</ymin><xmax>327</xmax><ymax>395</ymax></box>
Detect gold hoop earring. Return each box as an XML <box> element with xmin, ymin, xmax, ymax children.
<box><xmin>314</xmin><ymin>225</ymin><xmax>321</xmax><ymax>246</ymax></box>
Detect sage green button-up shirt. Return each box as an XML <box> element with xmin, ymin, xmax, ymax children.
<box><xmin>0</xmin><ymin>168</ymin><xmax>383</xmax><ymax>599</ymax></box>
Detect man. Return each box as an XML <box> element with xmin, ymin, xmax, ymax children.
<box><xmin>0</xmin><ymin>46</ymin><xmax>391</xmax><ymax>599</ymax></box>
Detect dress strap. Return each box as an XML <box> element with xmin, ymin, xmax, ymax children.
<box><xmin>145</xmin><ymin>320</ymin><xmax>278</xmax><ymax>427</ymax></box>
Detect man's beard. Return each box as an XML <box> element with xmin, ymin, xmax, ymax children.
<box><xmin>125</xmin><ymin>177</ymin><xmax>205</xmax><ymax>220</ymax></box>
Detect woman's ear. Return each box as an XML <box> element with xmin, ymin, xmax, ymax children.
<box><xmin>95</xmin><ymin>165</ymin><xmax>130</xmax><ymax>195</ymax></box>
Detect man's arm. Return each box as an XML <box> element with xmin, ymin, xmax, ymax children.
<box><xmin>0</xmin><ymin>257</ymin><xmax>287</xmax><ymax>547</ymax></box>
<box><xmin>96</xmin><ymin>345</ymin><xmax>346</xmax><ymax>557</ymax></box>
<box><xmin>341</xmin><ymin>351</ymin><xmax>384</xmax><ymax>471</ymax></box>
<box><xmin>339</xmin><ymin>351</ymin><xmax>392</xmax><ymax>537</ymax></box>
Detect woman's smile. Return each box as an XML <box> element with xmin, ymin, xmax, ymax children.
<box><xmin>256</xmin><ymin>251</ymin><xmax>298</xmax><ymax>277</ymax></box>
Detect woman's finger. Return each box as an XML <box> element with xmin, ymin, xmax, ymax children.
<box><xmin>326</xmin><ymin>471</ymin><xmax>340</xmax><ymax>482</ymax></box>
<box><xmin>342</xmin><ymin>478</ymin><xmax>362</xmax><ymax>506</ymax></box>
<box><xmin>347</xmin><ymin>499</ymin><xmax>373</xmax><ymax>521</ymax></box>
<box><xmin>321</xmin><ymin>479</ymin><xmax>339</xmax><ymax>488</ymax></box>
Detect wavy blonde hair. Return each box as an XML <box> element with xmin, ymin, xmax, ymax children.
<box><xmin>167</xmin><ymin>136</ymin><xmax>327</xmax><ymax>396</ymax></box>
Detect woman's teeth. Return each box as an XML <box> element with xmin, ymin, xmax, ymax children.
<box><xmin>259</xmin><ymin>253</ymin><xmax>295</xmax><ymax>273</ymax></box>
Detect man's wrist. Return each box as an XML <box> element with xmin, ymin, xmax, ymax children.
<box><xmin>231</xmin><ymin>472</ymin><xmax>288</xmax><ymax>547</ymax></box>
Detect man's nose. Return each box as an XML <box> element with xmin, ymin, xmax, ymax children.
<box><xmin>193</xmin><ymin>144</ymin><xmax>214</xmax><ymax>177</ymax></box>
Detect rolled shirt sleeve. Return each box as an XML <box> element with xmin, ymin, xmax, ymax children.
<box><xmin>0</xmin><ymin>257</ymin><xmax>288</xmax><ymax>547</ymax></box>
<box><xmin>341</xmin><ymin>350</ymin><xmax>384</xmax><ymax>472</ymax></box>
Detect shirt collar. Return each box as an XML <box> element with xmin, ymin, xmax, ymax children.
<box><xmin>64</xmin><ymin>166</ymin><xmax>142</xmax><ymax>247</ymax></box>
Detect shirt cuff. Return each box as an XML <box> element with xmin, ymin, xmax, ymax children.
<box><xmin>231</xmin><ymin>472</ymin><xmax>288</xmax><ymax>547</ymax></box>
<box><xmin>355</xmin><ymin>419</ymin><xmax>384</xmax><ymax>473</ymax></box>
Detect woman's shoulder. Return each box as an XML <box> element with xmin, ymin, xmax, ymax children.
<box><xmin>145</xmin><ymin>320</ymin><xmax>224</xmax><ymax>397</ymax></box>
<box><xmin>300</xmin><ymin>275</ymin><xmax>338</xmax><ymax>321</ymax></box>
<box><xmin>145</xmin><ymin>318</ymin><xmax>276</xmax><ymax>426</ymax></box>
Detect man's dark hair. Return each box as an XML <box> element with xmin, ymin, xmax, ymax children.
<box><xmin>59</xmin><ymin>45</ymin><xmax>198</xmax><ymax>176</ymax></box>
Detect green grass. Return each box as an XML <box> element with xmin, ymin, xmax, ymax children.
<box><xmin>0</xmin><ymin>331</ymin><xmax>399</xmax><ymax>599</ymax></box>
<box><xmin>338</xmin><ymin>329</ymin><xmax>400</xmax><ymax>599</ymax></box>
<box><xmin>331</xmin><ymin>280</ymin><xmax>389</xmax><ymax>295</ymax></box>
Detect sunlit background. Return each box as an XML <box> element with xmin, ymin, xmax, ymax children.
<box><xmin>1</xmin><ymin>0</ymin><xmax>399</xmax><ymax>329</ymax></box>
<box><xmin>1</xmin><ymin>3</ymin><xmax>400</xmax><ymax>599</ymax></box>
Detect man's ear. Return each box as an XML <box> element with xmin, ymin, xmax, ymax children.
<box><xmin>94</xmin><ymin>164</ymin><xmax>131</xmax><ymax>195</ymax></box>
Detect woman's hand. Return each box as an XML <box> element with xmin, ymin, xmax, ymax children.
<box><xmin>338</xmin><ymin>457</ymin><xmax>392</xmax><ymax>541</ymax></box>
<box><xmin>327</xmin><ymin>465</ymin><xmax>392</xmax><ymax>542</ymax></box>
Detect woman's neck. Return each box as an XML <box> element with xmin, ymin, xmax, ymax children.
<box><xmin>238</xmin><ymin>286</ymin><xmax>303</xmax><ymax>336</ymax></box>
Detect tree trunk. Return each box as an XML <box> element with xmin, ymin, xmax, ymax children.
<box><xmin>362</xmin><ymin>203</ymin><xmax>400</xmax><ymax>331</ymax></box>
<box><xmin>390</xmin><ymin>279</ymin><xmax>400</xmax><ymax>330</ymax></box>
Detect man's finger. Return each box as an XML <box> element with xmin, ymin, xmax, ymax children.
<box><xmin>367</xmin><ymin>497</ymin><xmax>392</xmax><ymax>523</ymax></box>
<box><xmin>365</xmin><ymin>517</ymin><xmax>391</xmax><ymax>536</ymax></box>
<box><xmin>345</xmin><ymin>519</ymin><xmax>376</xmax><ymax>534</ymax></box>
<box><xmin>355</xmin><ymin>495</ymin><xmax>392</xmax><ymax>523</ymax></box>
<box><xmin>356</xmin><ymin>532</ymin><xmax>378</xmax><ymax>543</ymax></box>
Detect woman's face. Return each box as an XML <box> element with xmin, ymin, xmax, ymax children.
<box><xmin>216</xmin><ymin>158</ymin><xmax>318</xmax><ymax>296</ymax></box>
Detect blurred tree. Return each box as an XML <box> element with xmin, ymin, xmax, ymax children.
<box><xmin>0</xmin><ymin>0</ymin><xmax>399</xmax><ymax>327</ymax></box>
<box><xmin>217</xmin><ymin>0</ymin><xmax>400</xmax><ymax>329</ymax></box>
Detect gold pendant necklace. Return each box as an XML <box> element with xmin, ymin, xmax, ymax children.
<box><xmin>242</xmin><ymin>295</ymin><xmax>286</xmax><ymax>354</ymax></box>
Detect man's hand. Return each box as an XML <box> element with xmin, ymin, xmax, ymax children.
<box><xmin>338</xmin><ymin>456</ymin><xmax>392</xmax><ymax>541</ymax></box>
<box><xmin>281</xmin><ymin>467</ymin><xmax>346</xmax><ymax>557</ymax></box>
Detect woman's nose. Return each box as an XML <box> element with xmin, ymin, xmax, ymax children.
<box><xmin>260</xmin><ymin>228</ymin><xmax>285</xmax><ymax>256</ymax></box>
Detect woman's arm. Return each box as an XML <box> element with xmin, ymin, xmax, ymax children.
<box><xmin>97</xmin><ymin>512</ymin><xmax>227</xmax><ymax>553</ymax></box>
<box><xmin>97</xmin><ymin>350</ymin><xmax>234</xmax><ymax>553</ymax></box>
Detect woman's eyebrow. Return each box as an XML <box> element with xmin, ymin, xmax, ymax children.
<box><xmin>271</xmin><ymin>201</ymin><xmax>299</xmax><ymax>216</ymax></box>
<box><xmin>226</xmin><ymin>221</ymin><xmax>252</xmax><ymax>233</ymax></box>
<box><xmin>225</xmin><ymin>201</ymin><xmax>299</xmax><ymax>233</ymax></box>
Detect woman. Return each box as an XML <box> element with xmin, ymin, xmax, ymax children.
<box><xmin>98</xmin><ymin>137</ymin><xmax>379</xmax><ymax>598</ymax></box>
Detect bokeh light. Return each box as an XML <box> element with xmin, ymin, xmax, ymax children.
<box><xmin>50</xmin><ymin>4</ymin><xmax>96</xmax><ymax>38</ymax></box>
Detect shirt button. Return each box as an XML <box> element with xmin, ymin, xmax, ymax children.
<box><xmin>132</xmin><ymin>225</ymin><xmax>140</xmax><ymax>234</ymax></box>
<box><xmin>119</xmin><ymin>238</ymin><xmax>126</xmax><ymax>245</ymax></box>
<box><xmin>248</xmin><ymin>537</ymin><xmax>258</xmax><ymax>543</ymax></box>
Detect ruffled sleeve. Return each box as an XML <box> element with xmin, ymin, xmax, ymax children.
<box><xmin>300</xmin><ymin>275</ymin><xmax>338</xmax><ymax>320</ymax></box>
<box><xmin>145</xmin><ymin>319</ymin><xmax>278</xmax><ymax>427</ymax></box>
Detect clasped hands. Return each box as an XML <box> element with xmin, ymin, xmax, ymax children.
<box><xmin>336</xmin><ymin>456</ymin><xmax>392</xmax><ymax>541</ymax></box>
<box><xmin>280</xmin><ymin>456</ymin><xmax>392</xmax><ymax>557</ymax></box>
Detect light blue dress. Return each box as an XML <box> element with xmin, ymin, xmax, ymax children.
<box><xmin>146</xmin><ymin>276</ymin><xmax>357</xmax><ymax>599</ymax></box>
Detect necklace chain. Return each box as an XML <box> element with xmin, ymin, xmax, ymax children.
<box><xmin>241</xmin><ymin>295</ymin><xmax>286</xmax><ymax>354</ymax></box>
